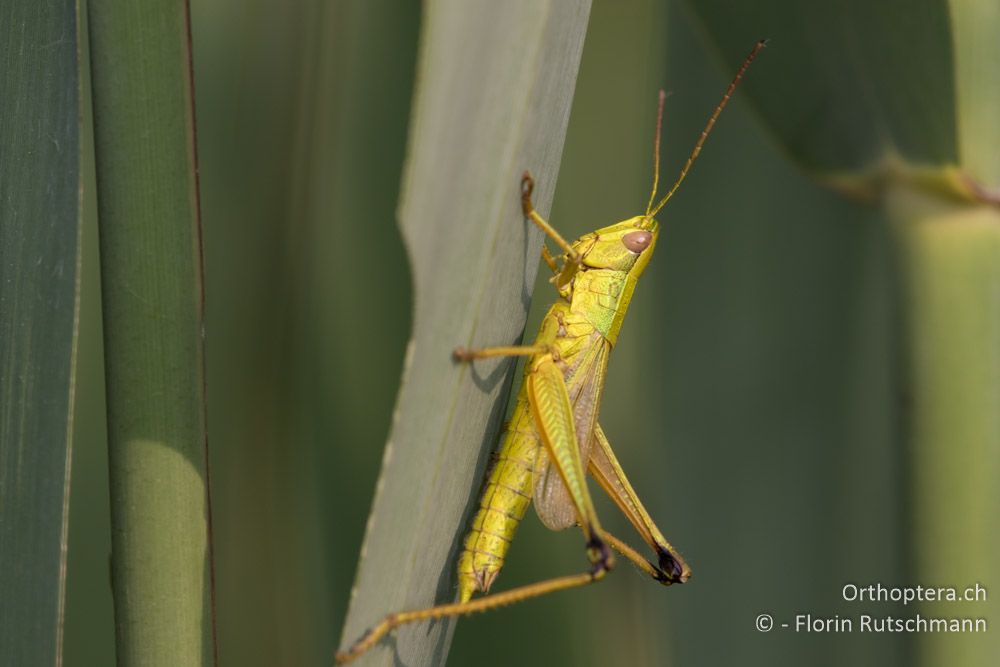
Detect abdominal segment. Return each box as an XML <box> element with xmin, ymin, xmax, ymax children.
<box><xmin>457</xmin><ymin>390</ymin><xmax>541</xmax><ymax>603</ymax></box>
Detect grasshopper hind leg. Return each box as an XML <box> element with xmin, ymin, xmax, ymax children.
<box><xmin>602</xmin><ymin>531</ymin><xmax>685</xmax><ymax>585</ymax></box>
<box><xmin>335</xmin><ymin>557</ymin><xmax>614</xmax><ymax>665</ymax></box>
<box><xmin>589</xmin><ymin>423</ymin><xmax>692</xmax><ymax>585</ymax></box>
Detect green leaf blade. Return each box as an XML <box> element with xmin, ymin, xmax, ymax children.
<box><xmin>87</xmin><ymin>0</ymin><xmax>214</xmax><ymax>663</ymax></box>
<box><xmin>950</xmin><ymin>0</ymin><xmax>1000</xmax><ymax>187</ymax></box>
<box><xmin>685</xmin><ymin>0</ymin><xmax>958</xmax><ymax>174</ymax></box>
<box><xmin>338</xmin><ymin>2</ymin><xmax>592</xmax><ymax>665</ymax></box>
<box><xmin>0</xmin><ymin>1</ymin><xmax>81</xmax><ymax>664</ymax></box>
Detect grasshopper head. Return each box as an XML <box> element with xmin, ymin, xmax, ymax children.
<box><xmin>574</xmin><ymin>215</ymin><xmax>659</xmax><ymax>279</ymax></box>
<box><xmin>565</xmin><ymin>41</ymin><xmax>766</xmax><ymax>290</ymax></box>
<box><xmin>578</xmin><ymin>41</ymin><xmax>763</xmax><ymax>284</ymax></box>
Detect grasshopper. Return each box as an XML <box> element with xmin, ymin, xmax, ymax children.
<box><xmin>336</xmin><ymin>40</ymin><xmax>765</xmax><ymax>665</ymax></box>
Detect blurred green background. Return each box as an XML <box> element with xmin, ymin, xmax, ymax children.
<box><xmin>62</xmin><ymin>1</ymin><xmax>993</xmax><ymax>665</ymax></box>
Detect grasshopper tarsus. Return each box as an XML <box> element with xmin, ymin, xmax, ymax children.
<box><xmin>453</xmin><ymin>346</ymin><xmax>471</xmax><ymax>362</ymax></box>
<box><xmin>520</xmin><ymin>171</ymin><xmax>535</xmax><ymax>216</ymax></box>
<box><xmin>657</xmin><ymin>547</ymin><xmax>689</xmax><ymax>584</ymax></box>
<box><xmin>586</xmin><ymin>533</ymin><xmax>615</xmax><ymax>577</ymax></box>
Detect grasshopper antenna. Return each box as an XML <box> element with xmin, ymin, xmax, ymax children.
<box><xmin>644</xmin><ymin>89</ymin><xmax>668</xmax><ymax>217</ymax></box>
<box><xmin>647</xmin><ymin>39</ymin><xmax>767</xmax><ymax>219</ymax></box>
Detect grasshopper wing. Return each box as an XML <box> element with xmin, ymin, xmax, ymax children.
<box><xmin>532</xmin><ymin>330</ymin><xmax>610</xmax><ymax>530</ymax></box>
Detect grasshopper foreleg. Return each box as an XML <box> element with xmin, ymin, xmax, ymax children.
<box><xmin>520</xmin><ymin>172</ymin><xmax>580</xmax><ymax>263</ymax></box>
<box><xmin>540</xmin><ymin>244</ymin><xmax>559</xmax><ymax>274</ymax></box>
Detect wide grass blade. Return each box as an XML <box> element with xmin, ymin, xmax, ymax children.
<box><xmin>337</xmin><ymin>2</ymin><xmax>592</xmax><ymax>665</ymax></box>
<box><xmin>0</xmin><ymin>1</ymin><xmax>81</xmax><ymax>664</ymax></box>
<box><xmin>888</xmin><ymin>185</ymin><xmax>999</xmax><ymax>667</ymax></box>
<box><xmin>682</xmin><ymin>0</ymin><xmax>957</xmax><ymax>175</ymax></box>
<box><xmin>688</xmin><ymin>4</ymin><xmax>1000</xmax><ymax>665</ymax></box>
<box><xmin>87</xmin><ymin>1</ymin><xmax>215</xmax><ymax>664</ymax></box>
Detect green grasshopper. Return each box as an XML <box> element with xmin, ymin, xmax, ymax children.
<box><xmin>336</xmin><ymin>40</ymin><xmax>765</xmax><ymax>665</ymax></box>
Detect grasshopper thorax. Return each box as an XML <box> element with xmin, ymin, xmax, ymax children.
<box><xmin>552</xmin><ymin>216</ymin><xmax>660</xmax><ymax>345</ymax></box>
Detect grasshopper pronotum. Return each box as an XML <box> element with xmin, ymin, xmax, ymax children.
<box><xmin>337</xmin><ymin>40</ymin><xmax>766</xmax><ymax>665</ymax></box>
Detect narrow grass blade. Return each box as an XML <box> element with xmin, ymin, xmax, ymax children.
<box><xmin>87</xmin><ymin>1</ymin><xmax>215</xmax><ymax>663</ymax></box>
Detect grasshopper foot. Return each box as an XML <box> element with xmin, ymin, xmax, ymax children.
<box><xmin>521</xmin><ymin>171</ymin><xmax>535</xmax><ymax>217</ymax></box>
<box><xmin>586</xmin><ymin>532</ymin><xmax>615</xmax><ymax>580</ymax></box>
<box><xmin>654</xmin><ymin>547</ymin><xmax>690</xmax><ymax>585</ymax></box>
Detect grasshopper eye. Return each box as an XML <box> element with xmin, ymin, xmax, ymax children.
<box><xmin>622</xmin><ymin>230</ymin><xmax>653</xmax><ymax>253</ymax></box>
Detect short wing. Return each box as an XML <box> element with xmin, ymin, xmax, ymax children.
<box><xmin>532</xmin><ymin>331</ymin><xmax>609</xmax><ymax>530</ymax></box>
<box><xmin>527</xmin><ymin>355</ymin><xmax>604</xmax><ymax>539</ymax></box>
